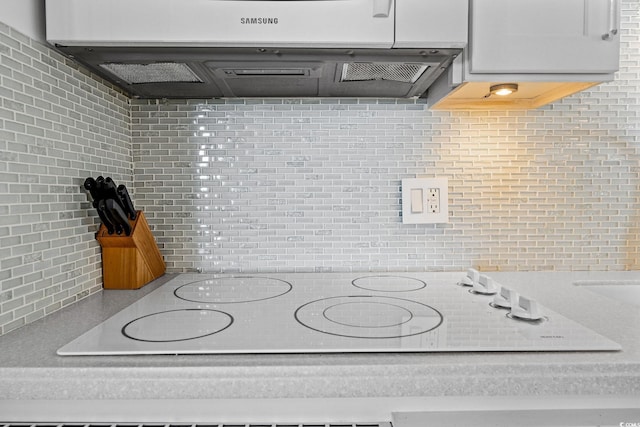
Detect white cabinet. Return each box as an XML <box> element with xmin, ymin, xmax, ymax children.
<box><xmin>0</xmin><ymin>0</ymin><xmax>45</xmax><ymax>41</ymax></box>
<box><xmin>394</xmin><ymin>0</ymin><xmax>468</xmax><ymax>48</ymax></box>
<box><xmin>470</xmin><ymin>0</ymin><xmax>620</xmax><ymax>74</ymax></box>
<box><xmin>429</xmin><ymin>0</ymin><xmax>621</xmax><ymax>110</ymax></box>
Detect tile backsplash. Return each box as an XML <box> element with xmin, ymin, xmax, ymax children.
<box><xmin>1</xmin><ymin>1</ymin><xmax>640</xmax><ymax>335</ymax></box>
<box><xmin>131</xmin><ymin>93</ymin><xmax>639</xmax><ymax>273</ymax></box>
<box><xmin>0</xmin><ymin>22</ymin><xmax>131</xmax><ymax>334</ymax></box>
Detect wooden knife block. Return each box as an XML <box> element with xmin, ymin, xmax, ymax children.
<box><xmin>96</xmin><ymin>211</ymin><xmax>165</xmax><ymax>290</ymax></box>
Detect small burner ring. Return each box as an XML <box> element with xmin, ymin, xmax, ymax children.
<box><xmin>322</xmin><ymin>301</ymin><xmax>414</xmax><ymax>328</ymax></box>
<box><xmin>174</xmin><ymin>276</ymin><xmax>292</xmax><ymax>304</ymax></box>
<box><xmin>352</xmin><ymin>275</ymin><xmax>427</xmax><ymax>292</ymax></box>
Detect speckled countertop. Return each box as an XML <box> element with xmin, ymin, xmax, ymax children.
<box><xmin>1</xmin><ymin>271</ymin><xmax>639</xmax><ymax>414</ymax></box>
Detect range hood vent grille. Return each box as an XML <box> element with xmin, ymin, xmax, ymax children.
<box><xmin>341</xmin><ymin>62</ymin><xmax>429</xmax><ymax>84</ymax></box>
<box><xmin>225</xmin><ymin>68</ymin><xmax>310</xmax><ymax>77</ymax></box>
<box><xmin>100</xmin><ymin>62</ymin><xmax>203</xmax><ymax>84</ymax></box>
<box><xmin>58</xmin><ymin>47</ymin><xmax>461</xmax><ymax>98</ymax></box>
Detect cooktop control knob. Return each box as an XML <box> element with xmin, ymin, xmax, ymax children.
<box><xmin>458</xmin><ymin>268</ymin><xmax>480</xmax><ymax>286</ymax></box>
<box><xmin>493</xmin><ymin>286</ymin><xmax>518</xmax><ymax>309</ymax></box>
<box><xmin>473</xmin><ymin>274</ymin><xmax>498</xmax><ymax>295</ymax></box>
<box><xmin>510</xmin><ymin>296</ymin><xmax>543</xmax><ymax>321</ymax></box>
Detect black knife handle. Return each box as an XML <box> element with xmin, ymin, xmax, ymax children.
<box><xmin>117</xmin><ymin>184</ymin><xmax>137</xmax><ymax>220</ymax></box>
<box><xmin>84</xmin><ymin>177</ymin><xmax>101</xmax><ymax>208</ymax></box>
<box><xmin>103</xmin><ymin>177</ymin><xmax>128</xmax><ymax>212</ymax></box>
<box><xmin>101</xmin><ymin>199</ymin><xmax>123</xmax><ymax>235</ymax></box>
<box><xmin>105</xmin><ymin>198</ymin><xmax>132</xmax><ymax>236</ymax></box>
<box><xmin>87</xmin><ymin>177</ymin><xmax>113</xmax><ymax>233</ymax></box>
<box><xmin>94</xmin><ymin>176</ymin><xmax>109</xmax><ymax>208</ymax></box>
<box><xmin>97</xmin><ymin>199</ymin><xmax>116</xmax><ymax>235</ymax></box>
<box><xmin>95</xmin><ymin>175</ymin><xmax>106</xmax><ymax>192</ymax></box>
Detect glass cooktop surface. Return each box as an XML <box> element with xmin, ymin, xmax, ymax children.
<box><xmin>57</xmin><ymin>272</ymin><xmax>621</xmax><ymax>355</ymax></box>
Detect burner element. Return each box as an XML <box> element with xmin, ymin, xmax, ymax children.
<box><xmin>323</xmin><ymin>301</ymin><xmax>413</xmax><ymax>328</ymax></box>
<box><xmin>122</xmin><ymin>309</ymin><xmax>233</xmax><ymax>342</ymax></box>
<box><xmin>352</xmin><ymin>275</ymin><xmax>427</xmax><ymax>292</ymax></box>
<box><xmin>174</xmin><ymin>276</ymin><xmax>292</xmax><ymax>304</ymax></box>
<box><xmin>295</xmin><ymin>295</ymin><xmax>442</xmax><ymax>339</ymax></box>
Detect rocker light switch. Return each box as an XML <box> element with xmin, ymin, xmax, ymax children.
<box><xmin>410</xmin><ymin>189</ymin><xmax>424</xmax><ymax>213</ymax></box>
<box><xmin>402</xmin><ymin>177</ymin><xmax>448</xmax><ymax>224</ymax></box>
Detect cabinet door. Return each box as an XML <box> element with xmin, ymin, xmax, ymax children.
<box><xmin>46</xmin><ymin>0</ymin><xmax>395</xmax><ymax>48</ymax></box>
<box><xmin>394</xmin><ymin>0</ymin><xmax>468</xmax><ymax>48</ymax></box>
<box><xmin>470</xmin><ymin>0</ymin><xmax>620</xmax><ymax>73</ymax></box>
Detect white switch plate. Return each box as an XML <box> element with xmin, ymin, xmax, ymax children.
<box><xmin>402</xmin><ymin>177</ymin><xmax>449</xmax><ymax>224</ymax></box>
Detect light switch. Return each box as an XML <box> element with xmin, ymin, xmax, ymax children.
<box><xmin>402</xmin><ymin>177</ymin><xmax>449</xmax><ymax>224</ymax></box>
<box><xmin>410</xmin><ymin>189</ymin><xmax>424</xmax><ymax>213</ymax></box>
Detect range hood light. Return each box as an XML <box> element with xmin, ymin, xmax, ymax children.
<box><xmin>490</xmin><ymin>83</ymin><xmax>518</xmax><ymax>96</ymax></box>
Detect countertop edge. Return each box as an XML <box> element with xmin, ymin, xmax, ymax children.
<box><xmin>2</xmin><ymin>360</ymin><xmax>640</xmax><ymax>400</ymax></box>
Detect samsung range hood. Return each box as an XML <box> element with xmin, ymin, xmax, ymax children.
<box><xmin>45</xmin><ymin>0</ymin><xmax>468</xmax><ymax>99</ymax></box>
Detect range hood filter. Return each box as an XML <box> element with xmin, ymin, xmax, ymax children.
<box><xmin>100</xmin><ymin>63</ymin><xmax>203</xmax><ymax>84</ymax></box>
<box><xmin>341</xmin><ymin>62</ymin><xmax>429</xmax><ymax>84</ymax></box>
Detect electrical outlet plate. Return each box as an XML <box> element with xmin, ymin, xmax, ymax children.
<box><xmin>402</xmin><ymin>177</ymin><xmax>449</xmax><ymax>224</ymax></box>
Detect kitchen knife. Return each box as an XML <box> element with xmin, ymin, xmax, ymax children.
<box><xmin>116</xmin><ymin>184</ymin><xmax>137</xmax><ymax>220</ymax></box>
<box><xmin>86</xmin><ymin>177</ymin><xmax>116</xmax><ymax>234</ymax></box>
<box><xmin>95</xmin><ymin>175</ymin><xmax>108</xmax><ymax>205</ymax></box>
<box><xmin>97</xmin><ymin>199</ymin><xmax>117</xmax><ymax>235</ymax></box>
<box><xmin>105</xmin><ymin>198</ymin><xmax>132</xmax><ymax>236</ymax></box>
<box><xmin>103</xmin><ymin>177</ymin><xmax>128</xmax><ymax>213</ymax></box>
<box><xmin>97</xmin><ymin>206</ymin><xmax>115</xmax><ymax>234</ymax></box>
<box><xmin>83</xmin><ymin>177</ymin><xmax>101</xmax><ymax>207</ymax></box>
<box><xmin>96</xmin><ymin>175</ymin><xmax>106</xmax><ymax>188</ymax></box>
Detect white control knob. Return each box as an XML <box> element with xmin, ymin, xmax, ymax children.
<box><xmin>493</xmin><ymin>286</ymin><xmax>518</xmax><ymax>309</ymax></box>
<box><xmin>510</xmin><ymin>296</ymin><xmax>543</xmax><ymax>320</ymax></box>
<box><xmin>458</xmin><ymin>268</ymin><xmax>480</xmax><ymax>286</ymax></box>
<box><xmin>473</xmin><ymin>274</ymin><xmax>498</xmax><ymax>295</ymax></box>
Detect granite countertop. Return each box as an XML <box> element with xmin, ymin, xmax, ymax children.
<box><xmin>1</xmin><ymin>271</ymin><xmax>639</xmax><ymax>409</ymax></box>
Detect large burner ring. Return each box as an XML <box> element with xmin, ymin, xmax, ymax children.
<box><xmin>294</xmin><ymin>295</ymin><xmax>442</xmax><ymax>339</ymax></box>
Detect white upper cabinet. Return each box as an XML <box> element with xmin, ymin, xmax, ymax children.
<box><xmin>394</xmin><ymin>0</ymin><xmax>468</xmax><ymax>48</ymax></box>
<box><xmin>470</xmin><ymin>0</ymin><xmax>620</xmax><ymax>74</ymax></box>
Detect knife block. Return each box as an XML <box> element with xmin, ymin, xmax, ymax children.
<box><xmin>96</xmin><ymin>210</ymin><xmax>165</xmax><ymax>290</ymax></box>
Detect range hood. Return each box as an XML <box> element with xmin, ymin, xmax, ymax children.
<box><xmin>45</xmin><ymin>0</ymin><xmax>468</xmax><ymax>99</ymax></box>
<box><xmin>49</xmin><ymin>46</ymin><xmax>461</xmax><ymax>99</ymax></box>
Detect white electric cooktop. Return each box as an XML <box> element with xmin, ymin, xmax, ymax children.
<box><xmin>57</xmin><ymin>272</ymin><xmax>621</xmax><ymax>355</ymax></box>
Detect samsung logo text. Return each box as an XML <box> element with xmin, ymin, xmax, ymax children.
<box><xmin>240</xmin><ymin>17</ymin><xmax>279</xmax><ymax>25</ymax></box>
